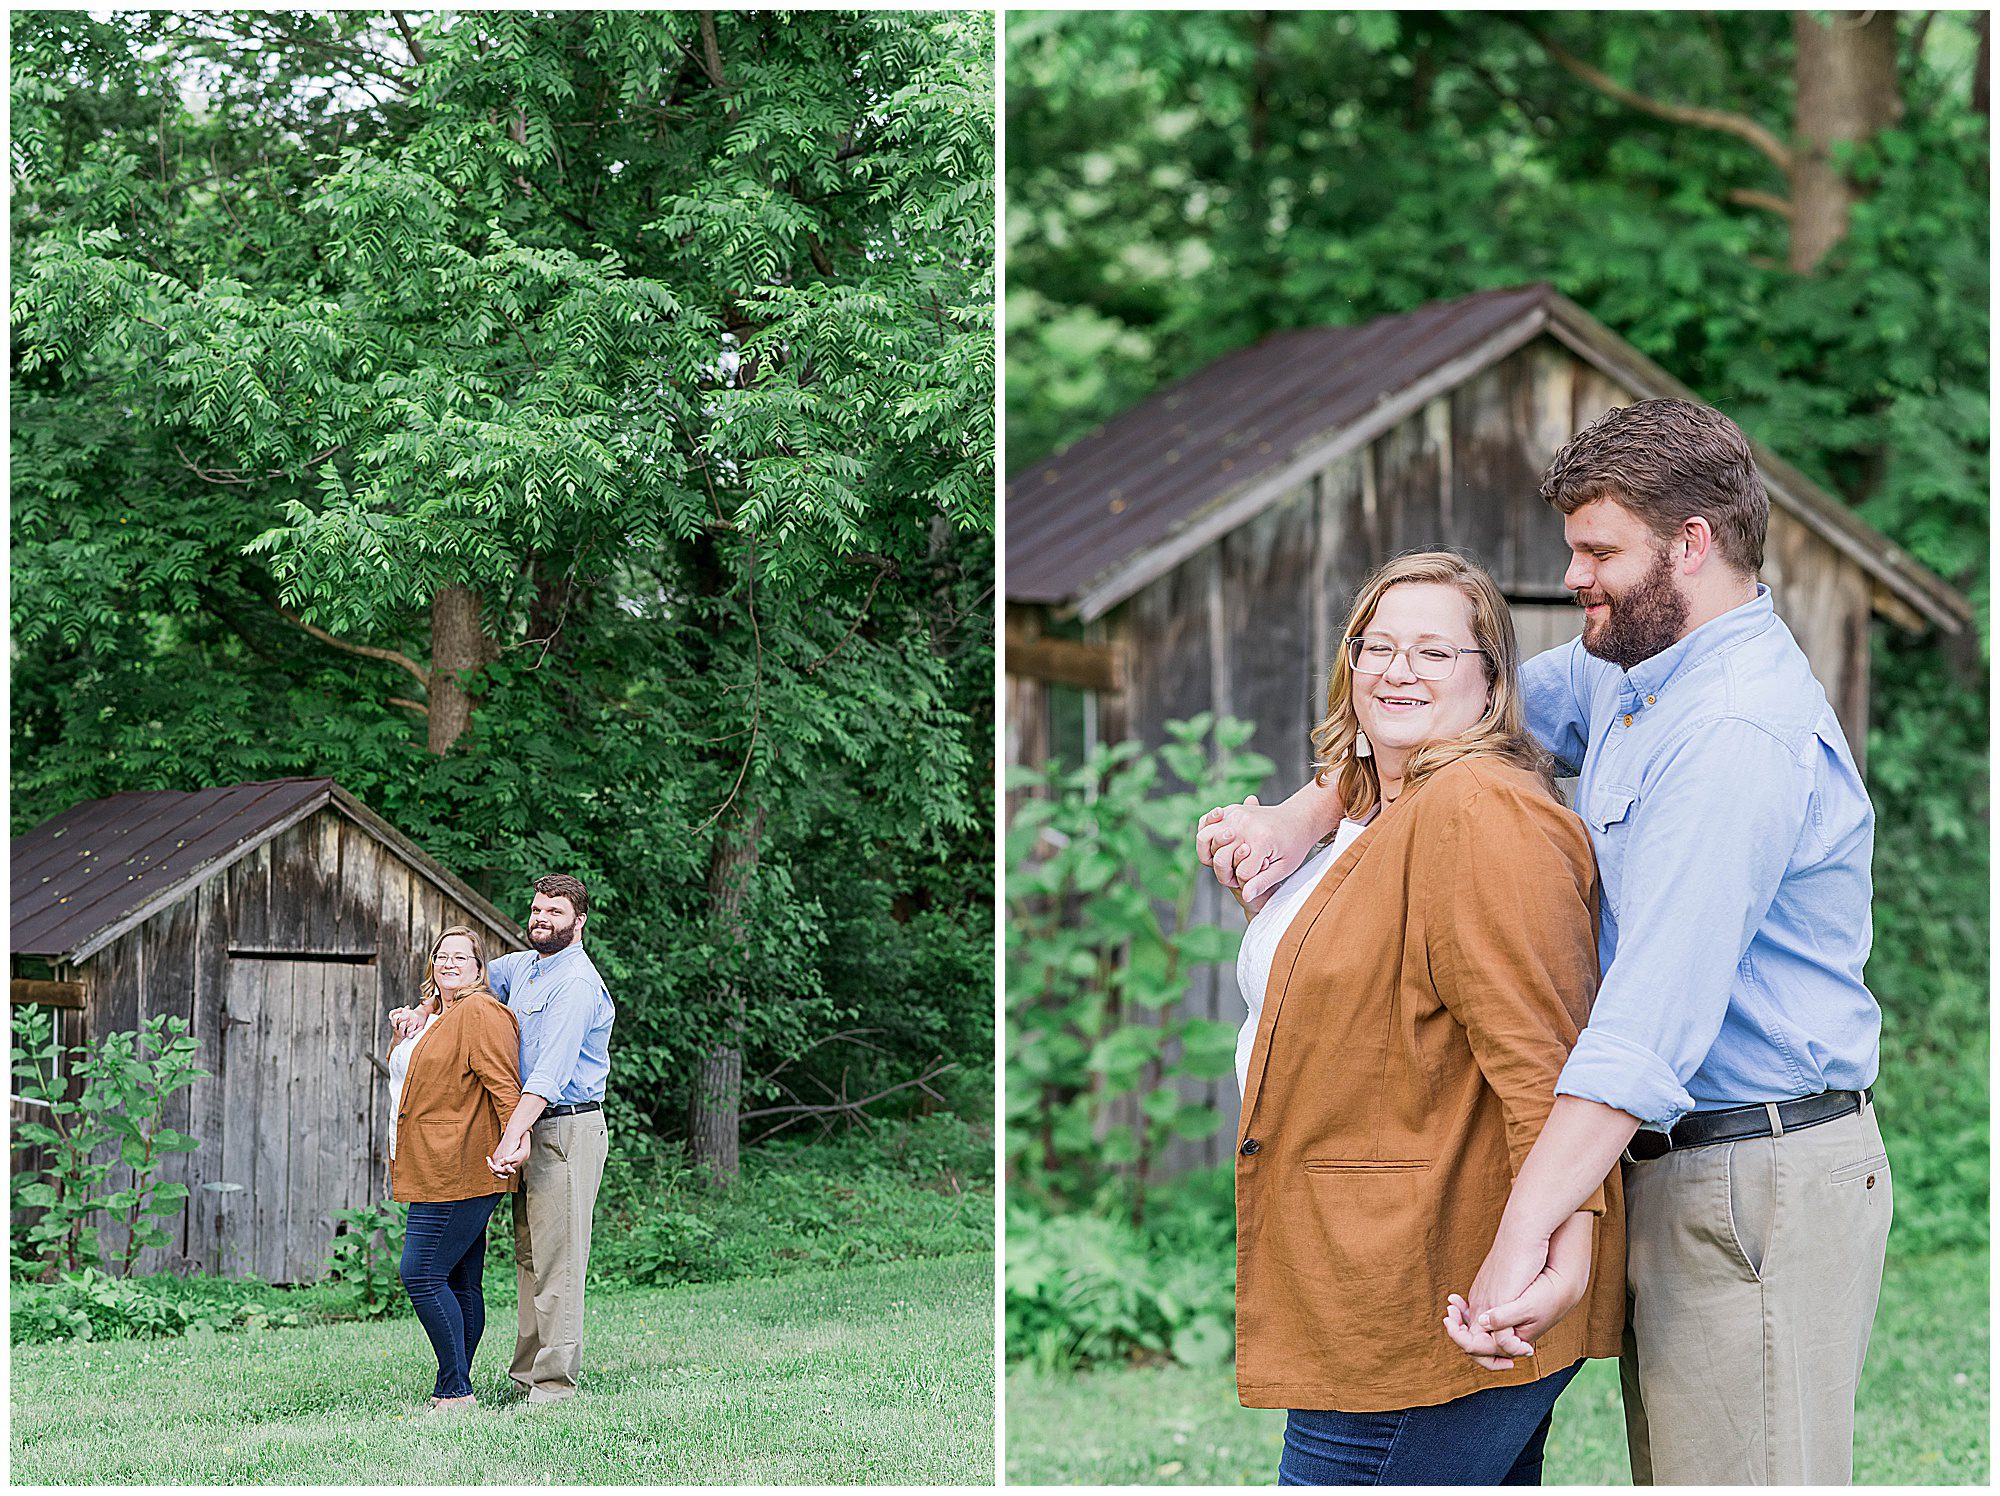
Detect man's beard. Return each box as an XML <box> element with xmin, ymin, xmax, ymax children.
<box><xmin>1578</xmin><ymin>543</ymin><xmax>1690</xmax><ymax>670</ymax></box>
<box><xmin>528</xmin><ymin>919</ymin><xmax>578</xmax><ymax>955</ymax></box>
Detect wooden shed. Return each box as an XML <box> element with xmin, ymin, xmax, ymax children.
<box><xmin>10</xmin><ymin>778</ymin><xmax>526</xmax><ymax>1283</ymax></box>
<box><xmin>1006</xmin><ymin>282</ymin><xmax>1970</xmax><ymax>1173</ymax></box>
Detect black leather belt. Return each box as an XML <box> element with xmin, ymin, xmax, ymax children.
<box><xmin>1624</xmin><ymin>1088</ymin><xmax>1871</xmax><ymax>1162</ymax></box>
<box><xmin>540</xmin><ymin>1101</ymin><xmax>602</xmax><ymax>1119</ymax></box>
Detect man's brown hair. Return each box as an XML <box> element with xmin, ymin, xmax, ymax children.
<box><xmin>1539</xmin><ymin>398</ymin><xmax>1769</xmax><ymax>573</ymax></box>
<box><xmin>533</xmin><ymin>873</ymin><xmax>589</xmax><ymax>916</ymax></box>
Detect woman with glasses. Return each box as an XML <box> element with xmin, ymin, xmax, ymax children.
<box><xmin>386</xmin><ymin>925</ymin><xmax>522</xmax><ymax>1412</ymax></box>
<box><xmin>1208</xmin><ymin>552</ymin><xmax>1624</xmax><ymax>1484</ymax></box>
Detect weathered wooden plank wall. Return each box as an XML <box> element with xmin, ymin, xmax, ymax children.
<box><xmin>12</xmin><ymin>806</ymin><xmax>516</xmax><ymax>1282</ymax></box>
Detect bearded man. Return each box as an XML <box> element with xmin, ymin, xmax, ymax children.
<box><xmin>393</xmin><ymin>872</ymin><xmax>615</xmax><ymax>1405</ymax></box>
<box><xmin>1197</xmin><ymin>399</ymin><xmax>1890</xmax><ymax>1484</ymax></box>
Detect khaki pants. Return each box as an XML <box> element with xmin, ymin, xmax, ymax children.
<box><xmin>1619</xmin><ymin>1101</ymin><xmax>1892</xmax><ymax>1484</ymax></box>
<box><xmin>510</xmin><ymin>1109</ymin><xmax>609</xmax><ymax>1402</ymax></box>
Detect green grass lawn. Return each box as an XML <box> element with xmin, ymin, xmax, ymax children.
<box><xmin>13</xmin><ymin>1252</ymin><xmax>995</xmax><ymax>1485</ymax></box>
<box><xmin>1004</xmin><ymin>1245</ymin><xmax>1986</xmax><ymax>1485</ymax></box>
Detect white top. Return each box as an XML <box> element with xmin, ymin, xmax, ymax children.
<box><xmin>1234</xmin><ymin>816</ymin><xmax>1374</xmax><ymax>1097</ymax></box>
<box><xmin>386</xmin><ymin>1012</ymin><xmax>440</xmax><ymax>1161</ymax></box>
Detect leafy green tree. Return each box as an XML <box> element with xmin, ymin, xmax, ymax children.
<box><xmin>1007</xmin><ymin>9</ymin><xmax>1986</xmax><ymax>1248</ymax></box>
<box><xmin>13</xmin><ymin>11</ymin><xmax>996</xmax><ymax>1181</ymax></box>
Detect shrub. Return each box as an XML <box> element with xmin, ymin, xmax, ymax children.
<box><xmin>9</xmin><ymin>1268</ymin><xmax>298</xmax><ymax>1346</ymax></box>
<box><xmin>1005</xmin><ymin>1168</ymin><xmax>1237</xmax><ymax>1373</ymax></box>
<box><xmin>11</xmin><ymin>1007</ymin><xmax>207</xmax><ymax>1281</ymax></box>
<box><xmin>324</xmin><ymin>1202</ymin><xmax>409</xmax><ymax>1318</ymax></box>
<box><xmin>591</xmin><ymin>1112</ymin><xmax>995</xmax><ymax>1289</ymax></box>
<box><xmin>1007</xmin><ymin>715</ymin><xmax>1271</xmax><ymax>1220</ymax></box>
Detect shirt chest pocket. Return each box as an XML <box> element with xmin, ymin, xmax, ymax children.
<box><xmin>1585</xmin><ymin>785</ymin><xmax>1639</xmax><ymax>914</ymax></box>
<box><xmin>513</xmin><ymin>989</ymin><xmax>551</xmax><ymax>1021</ymax></box>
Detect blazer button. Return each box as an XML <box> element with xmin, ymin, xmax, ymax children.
<box><xmin>1240</xmin><ymin>1138</ymin><xmax>1261</xmax><ymax>1156</ymax></box>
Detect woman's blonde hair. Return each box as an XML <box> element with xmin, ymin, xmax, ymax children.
<box><xmin>1309</xmin><ymin>551</ymin><xmax>1553</xmax><ymax>811</ymax></box>
<box><xmin>420</xmin><ymin>925</ymin><xmax>494</xmax><ymax>1010</ymax></box>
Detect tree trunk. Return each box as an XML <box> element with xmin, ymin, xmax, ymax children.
<box><xmin>689</xmin><ymin>805</ymin><xmax>764</xmax><ymax>1184</ymax></box>
<box><xmin>1976</xmin><ymin>12</ymin><xmax>1990</xmax><ymax>116</ymax></box>
<box><xmin>427</xmin><ymin>585</ymin><xmax>499</xmax><ymax>755</ymax></box>
<box><xmin>1789</xmin><ymin>11</ymin><xmax>1902</xmax><ymax>272</ymax></box>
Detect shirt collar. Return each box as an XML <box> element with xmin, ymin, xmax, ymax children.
<box><xmin>1621</xmin><ymin>584</ymin><xmax>1775</xmax><ymax>703</ymax></box>
<box><xmin>528</xmin><ymin>940</ymin><xmax>586</xmax><ymax>976</ymax></box>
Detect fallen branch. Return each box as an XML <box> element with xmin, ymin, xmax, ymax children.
<box><xmin>740</xmin><ymin>1057</ymin><xmax>957</xmax><ymax>1146</ymax></box>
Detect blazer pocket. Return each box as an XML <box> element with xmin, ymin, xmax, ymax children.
<box><xmin>1302</xmin><ymin>1158</ymin><xmax>1431</xmax><ymax>1174</ymax></box>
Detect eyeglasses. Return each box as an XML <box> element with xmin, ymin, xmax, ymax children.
<box><xmin>1346</xmin><ymin>635</ymin><xmax>1486</xmax><ymax>681</ymax></box>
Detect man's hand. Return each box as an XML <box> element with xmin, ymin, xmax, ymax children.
<box><xmin>388</xmin><ymin>1005</ymin><xmax>426</xmax><ymax>1042</ymax></box>
<box><xmin>487</xmin><ymin>1129</ymin><xmax>531</xmax><ymax>1178</ymax></box>
<box><xmin>1447</xmin><ymin>1211</ymin><xmax>1595</xmax><ymax>1369</ymax></box>
<box><xmin>1465</xmin><ymin>1225</ymin><xmax>1550</xmax><ymax>1339</ymax></box>
<box><xmin>1195</xmin><ymin>796</ymin><xmax>1308</xmax><ymax>909</ymax></box>
<box><xmin>1196</xmin><ymin>780</ymin><xmax>1343</xmax><ymax>906</ymax></box>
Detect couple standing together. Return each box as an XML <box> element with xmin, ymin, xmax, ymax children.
<box><xmin>1197</xmin><ymin>399</ymin><xmax>1891</xmax><ymax>1485</ymax></box>
<box><xmin>382</xmin><ymin>874</ymin><xmax>616</xmax><ymax>1411</ymax></box>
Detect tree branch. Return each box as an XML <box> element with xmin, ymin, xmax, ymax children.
<box><xmin>1727</xmin><ymin>187</ymin><xmax>1796</xmax><ymax>220</ymax></box>
<box><xmin>275</xmin><ymin>606</ymin><xmax>431</xmax><ymax>689</ymax></box>
<box><xmin>691</xmin><ymin>533</ymin><xmax>761</xmax><ymax>835</ymax></box>
<box><xmin>388</xmin><ymin>696</ymin><xmax>430</xmax><ymax>717</ymax></box>
<box><xmin>391</xmin><ymin>10</ymin><xmax>427</xmax><ymax>66</ymax></box>
<box><xmin>698</xmin><ymin>12</ymin><xmax>727</xmax><ymax>90</ymax></box>
<box><xmin>805</xmin><ymin>557</ymin><xmax>897</xmax><ymax>675</ymax></box>
<box><xmin>175</xmin><ymin>441</ymin><xmax>345</xmax><ymax>486</ymax></box>
<box><xmin>1532</xmin><ymin>31</ymin><xmax>1795</xmax><ymax>173</ymax></box>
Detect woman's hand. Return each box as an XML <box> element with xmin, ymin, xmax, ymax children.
<box><xmin>388</xmin><ymin>1005</ymin><xmax>425</xmax><ymax>1042</ymax></box>
<box><xmin>1445</xmin><ymin>1212</ymin><xmax>1595</xmax><ymax>1368</ymax></box>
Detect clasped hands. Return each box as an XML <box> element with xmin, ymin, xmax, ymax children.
<box><xmin>1194</xmin><ymin>796</ymin><xmax>1591</xmax><ymax>1367</ymax></box>
<box><xmin>1442</xmin><ymin>1224</ymin><xmax>1592</xmax><ymax>1370</ymax></box>
<box><xmin>387</xmin><ymin>1004</ymin><xmax>531</xmax><ymax>1179</ymax></box>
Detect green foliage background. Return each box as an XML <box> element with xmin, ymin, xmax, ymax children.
<box><xmin>1005</xmin><ymin>6</ymin><xmax>1987</xmax><ymax>1366</ymax></box>
<box><xmin>11</xmin><ymin>12</ymin><xmax>997</xmax><ymax>1142</ymax></box>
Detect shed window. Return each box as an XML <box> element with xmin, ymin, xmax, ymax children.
<box><xmin>1045</xmin><ymin>682</ymin><xmax>1098</xmax><ymax>775</ymax></box>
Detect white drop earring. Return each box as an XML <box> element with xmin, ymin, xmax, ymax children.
<box><xmin>1354</xmin><ymin>729</ymin><xmax>1373</xmax><ymax>759</ymax></box>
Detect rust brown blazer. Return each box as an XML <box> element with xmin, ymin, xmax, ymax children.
<box><xmin>1235</xmin><ymin>756</ymin><xmax>1625</xmax><ymax>1413</ymax></box>
<box><xmin>388</xmin><ymin>991</ymin><xmax>522</xmax><ymax>1203</ymax></box>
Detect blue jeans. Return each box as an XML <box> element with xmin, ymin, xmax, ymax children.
<box><xmin>1279</xmin><ymin>1364</ymin><xmax>1580</xmax><ymax>1485</ymax></box>
<box><xmin>400</xmin><ymin>1195</ymin><xmax>501</xmax><ymax>1400</ymax></box>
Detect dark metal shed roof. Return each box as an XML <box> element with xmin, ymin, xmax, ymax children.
<box><xmin>1007</xmin><ymin>283</ymin><xmax>1969</xmax><ymax>633</ymax></box>
<box><xmin>12</xmin><ymin>778</ymin><xmax>524</xmax><ymax>963</ymax></box>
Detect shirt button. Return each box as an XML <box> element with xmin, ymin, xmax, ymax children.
<box><xmin>1240</xmin><ymin>1138</ymin><xmax>1262</xmax><ymax>1156</ymax></box>
<box><xmin>1622</xmin><ymin>714</ymin><xmax>1634</xmax><ymax>727</ymax></box>
<box><xmin>1645</xmin><ymin>695</ymin><xmax>1656</xmax><ymax>706</ymax></box>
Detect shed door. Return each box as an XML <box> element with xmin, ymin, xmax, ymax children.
<box><xmin>216</xmin><ymin>958</ymin><xmax>382</xmax><ymax>1283</ymax></box>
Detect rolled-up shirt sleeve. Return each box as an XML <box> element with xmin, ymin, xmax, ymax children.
<box><xmin>521</xmin><ymin>976</ymin><xmax>596</xmax><ymax>1103</ymax></box>
<box><xmin>1522</xmin><ymin>640</ymin><xmax>1593</xmax><ymax>776</ymax></box>
<box><xmin>1555</xmin><ymin>716</ymin><xmax>1811</xmax><ymax>1128</ymax></box>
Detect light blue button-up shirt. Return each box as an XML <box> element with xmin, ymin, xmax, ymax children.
<box><xmin>489</xmin><ymin>943</ymin><xmax>614</xmax><ymax>1106</ymax></box>
<box><xmin>1522</xmin><ymin>585</ymin><xmax>1881</xmax><ymax>1130</ymax></box>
